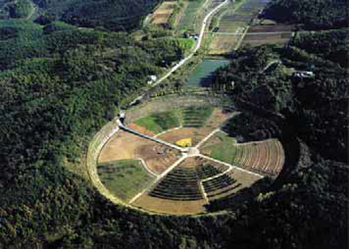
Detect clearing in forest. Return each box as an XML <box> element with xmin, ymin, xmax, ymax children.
<box><xmin>95</xmin><ymin>103</ymin><xmax>284</xmax><ymax>215</ymax></box>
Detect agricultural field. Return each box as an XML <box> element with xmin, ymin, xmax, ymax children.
<box><xmin>98</xmin><ymin>130</ymin><xmax>181</xmax><ymax>175</ymax></box>
<box><xmin>209</xmin><ymin>34</ymin><xmax>241</xmax><ymax>54</ymax></box>
<box><xmin>177</xmin><ymin>0</ymin><xmax>206</xmax><ymax>32</ymax></box>
<box><xmin>157</xmin><ymin>107</ymin><xmax>230</xmax><ymax>146</ymax></box>
<box><xmin>134</xmin><ymin>110</ymin><xmax>181</xmax><ymax>134</ymax></box>
<box><xmin>181</xmin><ymin>106</ymin><xmax>214</xmax><ymax>127</ymax></box>
<box><xmin>200</xmin><ymin>131</ymin><xmax>238</xmax><ymax>163</ymax></box>
<box><xmin>241</xmin><ymin>24</ymin><xmax>295</xmax><ymax>47</ymax></box>
<box><xmin>201</xmin><ymin>132</ymin><xmax>285</xmax><ymax>175</ymax></box>
<box><xmin>241</xmin><ymin>32</ymin><xmax>293</xmax><ymax>46</ymax></box>
<box><xmin>97</xmin><ymin>159</ymin><xmax>156</xmax><ymax>202</ymax></box>
<box><xmin>150</xmin><ymin>1</ymin><xmax>178</xmax><ymax>25</ymax></box>
<box><xmin>217</xmin><ymin>0</ymin><xmax>268</xmax><ymax>33</ymax></box>
<box><xmin>203</xmin><ymin>167</ymin><xmax>261</xmax><ymax>201</ymax></box>
<box><xmin>96</xmin><ymin>104</ymin><xmax>284</xmax><ymax>215</ymax></box>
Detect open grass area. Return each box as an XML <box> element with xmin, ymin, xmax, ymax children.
<box><xmin>135</xmin><ymin>110</ymin><xmax>181</xmax><ymax>134</ymax></box>
<box><xmin>201</xmin><ymin>131</ymin><xmax>238</xmax><ymax>163</ymax></box>
<box><xmin>181</xmin><ymin>106</ymin><xmax>214</xmax><ymax>127</ymax></box>
<box><xmin>98</xmin><ymin>159</ymin><xmax>156</xmax><ymax>202</ymax></box>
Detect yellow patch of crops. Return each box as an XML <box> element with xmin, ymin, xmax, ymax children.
<box><xmin>176</xmin><ymin>138</ymin><xmax>192</xmax><ymax>147</ymax></box>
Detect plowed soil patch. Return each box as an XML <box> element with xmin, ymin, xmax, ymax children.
<box><xmin>98</xmin><ymin>130</ymin><xmax>180</xmax><ymax>175</ymax></box>
<box><xmin>133</xmin><ymin>192</ymin><xmax>207</xmax><ymax>215</ymax></box>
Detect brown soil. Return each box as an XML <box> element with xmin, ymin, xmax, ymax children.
<box><xmin>157</xmin><ymin>109</ymin><xmax>233</xmax><ymax>146</ymax></box>
<box><xmin>209</xmin><ymin>34</ymin><xmax>240</xmax><ymax>54</ymax></box>
<box><xmin>98</xmin><ymin>130</ymin><xmax>180</xmax><ymax>175</ymax></box>
<box><xmin>178</xmin><ymin>156</ymin><xmax>229</xmax><ymax>172</ymax></box>
<box><xmin>249</xmin><ymin>24</ymin><xmax>295</xmax><ymax>33</ymax></box>
<box><xmin>207</xmin><ymin>108</ymin><xmax>234</xmax><ymax>127</ymax></box>
<box><xmin>151</xmin><ymin>1</ymin><xmax>177</xmax><ymax>25</ymax></box>
<box><xmin>242</xmin><ymin>33</ymin><xmax>292</xmax><ymax>46</ymax></box>
<box><xmin>206</xmin><ymin>168</ymin><xmax>261</xmax><ymax>201</ymax></box>
<box><xmin>158</xmin><ymin>127</ymin><xmax>213</xmax><ymax>146</ymax></box>
<box><xmin>128</xmin><ymin>123</ymin><xmax>155</xmax><ymax>136</ymax></box>
<box><xmin>133</xmin><ymin>192</ymin><xmax>207</xmax><ymax>215</ymax></box>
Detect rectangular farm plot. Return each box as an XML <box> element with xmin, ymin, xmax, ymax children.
<box><xmin>177</xmin><ymin>0</ymin><xmax>205</xmax><ymax>31</ymax></box>
<box><xmin>248</xmin><ymin>24</ymin><xmax>295</xmax><ymax>33</ymax></box>
<box><xmin>209</xmin><ymin>34</ymin><xmax>241</xmax><ymax>54</ymax></box>
<box><xmin>218</xmin><ymin>18</ymin><xmax>247</xmax><ymax>33</ymax></box>
<box><xmin>150</xmin><ymin>1</ymin><xmax>177</xmax><ymax>25</ymax></box>
<box><xmin>97</xmin><ymin>159</ymin><xmax>156</xmax><ymax>203</ymax></box>
<box><xmin>134</xmin><ymin>110</ymin><xmax>181</xmax><ymax>134</ymax></box>
<box><xmin>242</xmin><ymin>32</ymin><xmax>293</xmax><ymax>47</ymax></box>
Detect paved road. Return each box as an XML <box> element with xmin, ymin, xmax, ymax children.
<box><xmin>129</xmin><ymin>0</ymin><xmax>230</xmax><ymax>106</ymax></box>
<box><xmin>117</xmin><ymin>119</ymin><xmax>186</xmax><ymax>152</ymax></box>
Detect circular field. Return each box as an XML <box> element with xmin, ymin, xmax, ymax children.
<box><xmin>93</xmin><ymin>97</ymin><xmax>285</xmax><ymax>215</ymax></box>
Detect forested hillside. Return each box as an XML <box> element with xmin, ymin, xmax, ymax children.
<box><xmin>262</xmin><ymin>0</ymin><xmax>348</xmax><ymax>30</ymax></box>
<box><xmin>1</xmin><ymin>0</ymin><xmax>161</xmax><ymax>31</ymax></box>
<box><xmin>209</xmin><ymin>30</ymin><xmax>348</xmax><ymax>248</ymax></box>
<box><xmin>0</xmin><ymin>1</ymin><xmax>348</xmax><ymax>248</ymax></box>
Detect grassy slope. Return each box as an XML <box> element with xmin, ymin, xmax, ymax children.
<box><xmin>202</xmin><ymin>132</ymin><xmax>238</xmax><ymax>164</ymax></box>
<box><xmin>135</xmin><ymin>110</ymin><xmax>181</xmax><ymax>134</ymax></box>
<box><xmin>182</xmin><ymin>106</ymin><xmax>214</xmax><ymax>127</ymax></box>
<box><xmin>98</xmin><ymin>159</ymin><xmax>156</xmax><ymax>202</ymax></box>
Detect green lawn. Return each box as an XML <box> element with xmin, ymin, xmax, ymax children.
<box><xmin>134</xmin><ymin>110</ymin><xmax>181</xmax><ymax>134</ymax></box>
<box><xmin>97</xmin><ymin>159</ymin><xmax>156</xmax><ymax>202</ymax></box>
<box><xmin>202</xmin><ymin>132</ymin><xmax>238</xmax><ymax>164</ymax></box>
<box><xmin>181</xmin><ymin>106</ymin><xmax>214</xmax><ymax>127</ymax></box>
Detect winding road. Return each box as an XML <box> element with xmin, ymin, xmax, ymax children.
<box><xmin>130</xmin><ymin>0</ymin><xmax>230</xmax><ymax>106</ymax></box>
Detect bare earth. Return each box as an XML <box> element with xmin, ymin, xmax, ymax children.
<box><xmin>151</xmin><ymin>2</ymin><xmax>177</xmax><ymax>25</ymax></box>
<box><xmin>133</xmin><ymin>192</ymin><xmax>207</xmax><ymax>215</ymax></box>
<box><xmin>209</xmin><ymin>34</ymin><xmax>241</xmax><ymax>54</ymax></box>
<box><xmin>98</xmin><ymin>130</ymin><xmax>180</xmax><ymax>175</ymax></box>
<box><xmin>157</xmin><ymin>109</ymin><xmax>233</xmax><ymax>146</ymax></box>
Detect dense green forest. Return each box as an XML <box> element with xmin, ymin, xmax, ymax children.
<box><xmin>209</xmin><ymin>30</ymin><xmax>348</xmax><ymax>248</ymax></box>
<box><xmin>0</xmin><ymin>1</ymin><xmax>348</xmax><ymax>249</ymax></box>
<box><xmin>262</xmin><ymin>0</ymin><xmax>348</xmax><ymax>30</ymax></box>
<box><xmin>0</xmin><ymin>0</ymin><xmax>32</xmax><ymax>19</ymax></box>
<box><xmin>1</xmin><ymin>0</ymin><xmax>161</xmax><ymax>31</ymax></box>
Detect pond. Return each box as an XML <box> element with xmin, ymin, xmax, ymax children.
<box><xmin>187</xmin><ymin>59</ymin><xmax>230</xmax><ymax>87</ymax></box>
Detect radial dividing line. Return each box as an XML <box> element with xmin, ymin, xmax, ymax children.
<box><xmin>154</xmin><ymin>126</ymin><xmax>183</xmax><ymax>138</ymax></box>
<box><xmin>195</xmin><ymin>128</ymin><xmax>221</xmax><ymax>149</ymax></box>
<box><xmin>129</xmin><ymin>155</ymin><xmax>187</xmax><ymax>204</ymax></box>
<box><xmin>138</xmin><ymin>158</ymin><xmax>157</xmax><ymax>177</ymax></box>
<box><xmin>198</xmin><ymin>154</ymin><xmax>264</xmax><ymax>178</ymax></box>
